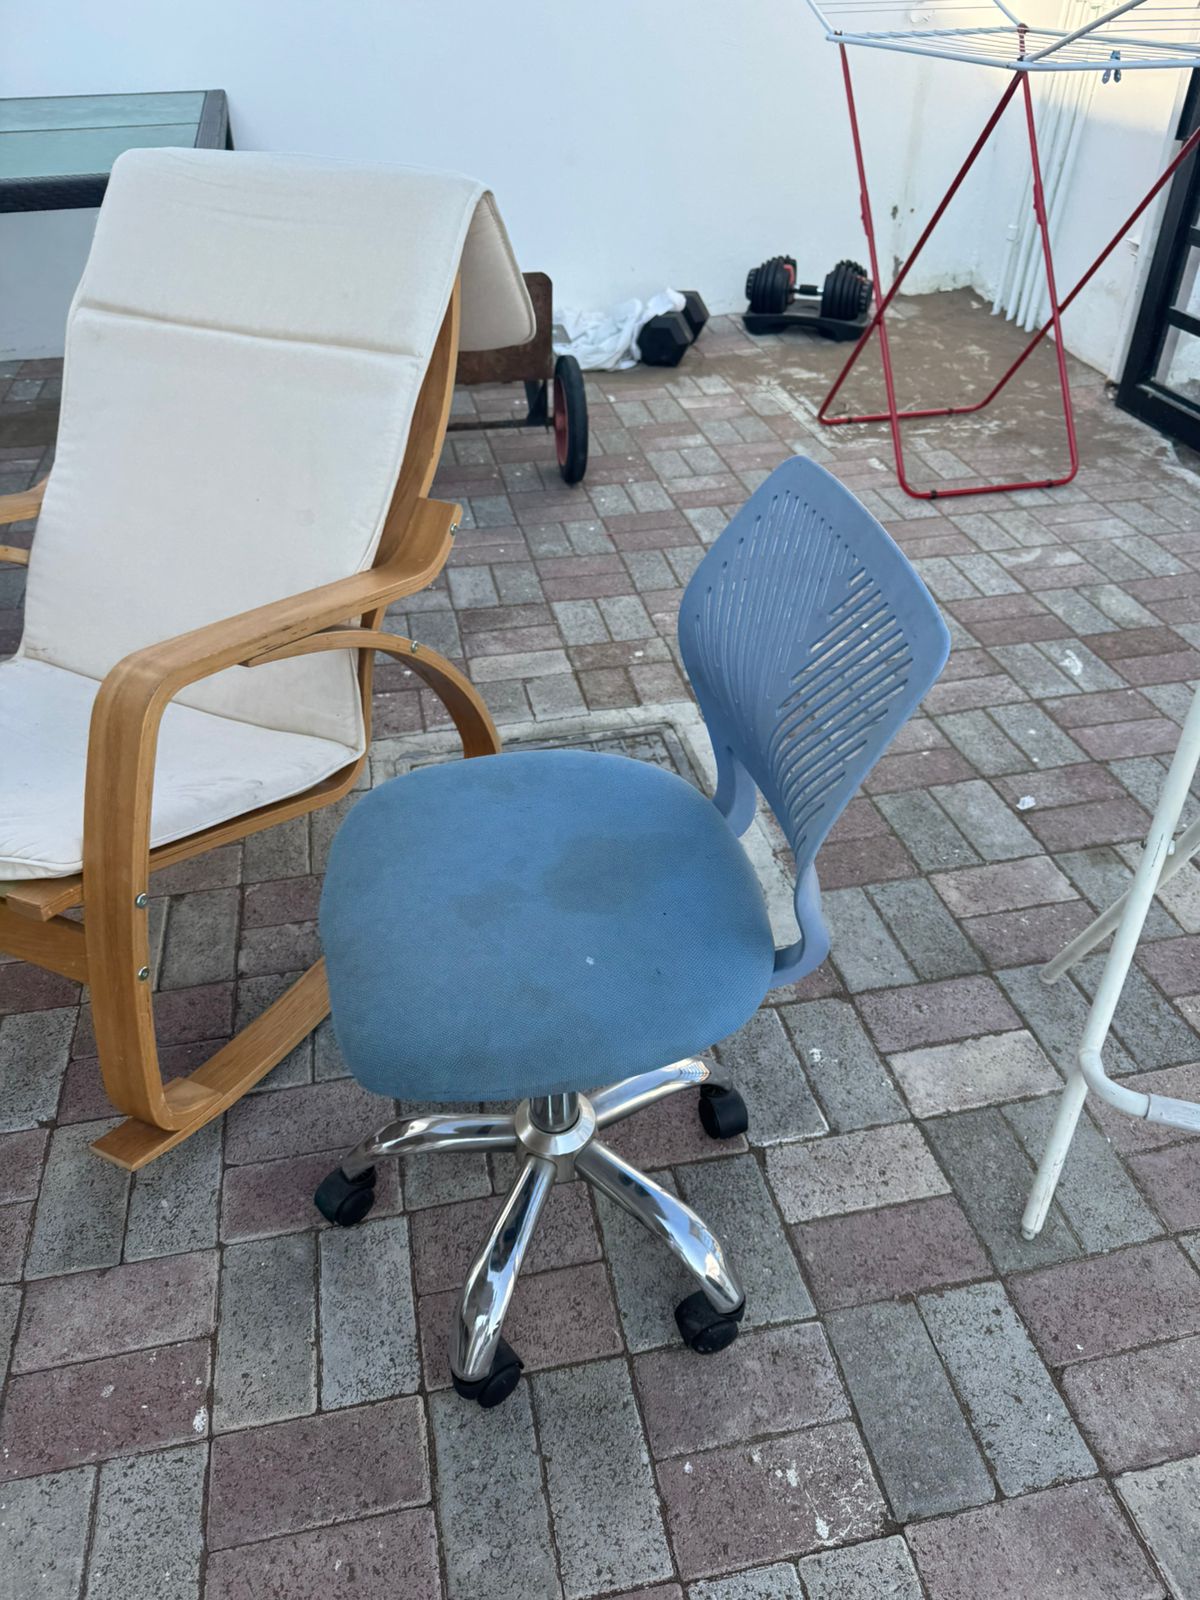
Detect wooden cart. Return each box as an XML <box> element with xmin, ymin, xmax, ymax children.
<box><xmin>452</xmin><ymin>270</ymin><xmax>588</xmax><ymax>483</ymax></box>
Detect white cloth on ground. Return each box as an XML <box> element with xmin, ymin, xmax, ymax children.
<box><xmin>553</xmin><ymin>289</ymin><xmax>686</xmax><ymax>370</ymax></box>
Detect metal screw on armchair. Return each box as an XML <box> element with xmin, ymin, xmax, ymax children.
<box><xmin>314</xmin><ymin>456</ymin><xmax>951</xmax><ymax>1407</ymax></box>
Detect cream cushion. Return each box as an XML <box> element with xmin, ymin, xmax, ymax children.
<box><xmin>2</xmin><ymin>148</ymin><xmax>533</xmax><ymax>881</ymax></box>
<box><xmin>0</xmin><ymin>659</ymin><xmax>356</xmax><ymax>880</ymax></box>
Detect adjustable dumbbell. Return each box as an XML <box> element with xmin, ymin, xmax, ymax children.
<box><xmin>745</xmin><ymin>255</ymin><xmax>802</xmax><ymax>316</ymax></box>
<box><xmin>821</xmin><ymin>260</ymin><xmax>872</xmax><ymax>321</ymax></box>
<box><xmin>745</xmin><ymin>256</ymin><xmax>871</xmax><ymax>322</ymax></box>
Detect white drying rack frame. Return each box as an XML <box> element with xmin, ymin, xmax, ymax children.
<box><xmin>805</xmin><ymin>0</ymin><xmax>1200</xmax><ymax>72</ymax></box>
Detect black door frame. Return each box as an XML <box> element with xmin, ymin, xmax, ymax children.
<box><xmin>1118</xmin><ymin>72</ymin><xmax>1200</xmax><ymax>450</ymax></box>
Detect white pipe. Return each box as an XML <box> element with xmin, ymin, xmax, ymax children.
<box><xmin>1019</xmin><ymin>63</ymin><xmax>1094</xmax><ymax>328</ymax></box>
<box><xmin>1021</xmin><ymin>65</ymin><xmax>1067</xmax><ymax>312</ymax></box>
<box><xmin>997</xmin><ymin>0</ymin><xmax>1099</xmax><ymax>330</ymax></box>
<box><xmin>1015</xmin><ymin>74</ymin><xmax>1068</xmax><ymax>325</ymax></box>
<box><xmin>1082</xmin><ymin>683</ymin><xmax>1200</xmax><ymax>1051</ymax></box>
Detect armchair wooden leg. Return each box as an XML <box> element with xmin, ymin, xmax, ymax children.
<box><xmin>85</xmin><ymin>633</ymin><xmax>498</xmax><ymax>1170</ymax></box>
<box><xmin>91</xmin><ymin>960</ymin><xmax>332</xmax><ymax>1169</ymax></box>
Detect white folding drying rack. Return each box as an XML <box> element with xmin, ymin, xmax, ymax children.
<box><xmin>808</xmin><ymin>0</ymin><xmax>1200</xmax><ymax>74</ymax></box>
<box><xmin>803</xmin><ymin>0</ymin><xmax>1200</xmax><ymax>1234</ymax></box>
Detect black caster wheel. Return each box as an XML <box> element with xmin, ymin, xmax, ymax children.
<box><xmin>313</xmin><ymin>1165</ymin><xmax>377</xmax><ymax>1227</ymax></box>
<box><xmin>452</xmin><ymin>1336</ymin><xmax>524</xmax><ymax>1409</ymax></box>
<box><xmin>675</xmin><ymin>1291</ymin><xmax>745</xmax><ymax>1354</ymax></box>
<box><xmin>699</xmin><ymin>1084</ymin><xmax>749</xmax><ymax>1140</ymax></box>
<box><xmin>553</xmin><ymin>354</ymin><xmax>589</xmax><ymax>485</ymax></box>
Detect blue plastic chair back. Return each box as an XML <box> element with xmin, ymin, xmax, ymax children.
<box><xmin>678</xmin><ymin>456</ymin><xmax>950</xmax><ymax>984</ymax></box>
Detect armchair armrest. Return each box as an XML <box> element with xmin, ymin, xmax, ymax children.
<box><xmin>85</xmin><ymin>493</ymin><xmax>460</xmax><ymax>865</ymax></box>
<box><xmin>0</xmin><ymin>477</ymin><xmax>46</xmax><ymax>528</ymax></box>
<box><xmin>0</xmin><ymin>477</ymin><xmax>45</xmax><ymax>564</ymax></box>
<box><xmin>80</xmin><ymin>495</ymin><xmax>463</xmax><ymax>1128</ymax></box>
<box><xmin>246</xmin><ymin>625</ymin><xmax>499</xmax><ymax>758</ymax></box>
<box><xmin>93</xmin><ymin>495</ymin><xmax>459</xmax><ymax>712</ymax></box>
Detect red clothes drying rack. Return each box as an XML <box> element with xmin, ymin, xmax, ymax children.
<box><xmin>806</xmin><ymin>0</ymin><xmax>1200</xmax><ymax>497</ymax></box>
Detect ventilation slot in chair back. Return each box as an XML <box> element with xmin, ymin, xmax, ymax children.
<box><xmin>678</xmin><ymin>456</ymin><xmax>950</xmax><ymax>978</ymax></box>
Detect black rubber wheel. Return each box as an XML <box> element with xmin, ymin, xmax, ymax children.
<box><xmin>313</xmin><ymin>1166</ymin><xmax>377</xmax><ymax>1227</ymax></box>
<box><xmin>675</xmin><ymin>1291</ymin><xmax>745</xmax><ymax>1354</ymax></box>
<box><xmin>553</xmin><ymin>354</ymin><xmax>588</xmax><ymax>485</ymax></box>
<box><xmin>699</xmin><ymin>1085</ymin><xmax>749</xmax><ymax>1140</ymax></box>
<box><xmin>452</xmin><ymin>1336</ymin><xmax>524</xmax><ymax>1409</ymax></box>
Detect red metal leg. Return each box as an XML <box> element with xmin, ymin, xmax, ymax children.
<box><xmin>825</xmin><ymin>43</ymin><xmax>908</xmax><ymax>494</ymax></box>
<box><xmin>818</xmin><ymin>56</ymin><xmax>1200</xmax><ymax>498</ymax></box>
<box><xmin>1020</xmin><ymin>71</ymin><xmax>1078</xmax><ymax>489</ymax></box>
<box><xmin>964</xmin><ymin>117</ymin><xmax>1200</xmax><ymax>414</ymax></box>
<box><xmin>819</xmin><ymin>48</ymin><xmax>1019</xmax><ymax>460</ymax></box>
<box><xmin>824</xmin><ymin>119</ymin><xmax>1200</xmax><ymax>429</ymax></box>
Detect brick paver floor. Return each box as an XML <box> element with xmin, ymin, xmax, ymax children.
<box><xmin>3</xmin><ymin>291</ymin><xmax>1200</xmax><ymax>1597</ymax></box>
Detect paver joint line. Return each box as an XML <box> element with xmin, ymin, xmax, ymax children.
<box><xmin>2</xmin><ymin>298</ymin><xmax>1199</xmax><ymax>1600</ymax></box>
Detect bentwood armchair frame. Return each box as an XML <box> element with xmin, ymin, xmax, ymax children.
<box><xmin>0</xmin><ymin>282</ymin><xmax>500</xmax><ymax>1170</ymax></box>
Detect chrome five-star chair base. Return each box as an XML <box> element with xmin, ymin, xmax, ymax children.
<box><xmin>314</xmin><ymin>1060</ymin><xmax>748</xmax><ymax>1408</ymax></box>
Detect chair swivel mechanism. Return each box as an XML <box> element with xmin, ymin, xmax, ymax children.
<box><xmin>314</xmin><ymin>456</ymin><xmax>950</xmax><ymax>1407</ymax></box>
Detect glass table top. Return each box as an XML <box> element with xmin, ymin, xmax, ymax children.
<box><xmin>0</xmin><ymin>92</ymin><xmax>210</xmax><ymax>184</ymax></box>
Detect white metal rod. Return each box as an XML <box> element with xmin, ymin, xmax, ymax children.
<box><xmin>1020</xmin><ymin>1069</ymin><xmax>1089</xmax><ymax>1239</ymax></box>
<box><xmin>1042</xmin><ymin>806</ymin><xmax>1200</xmax><ymax>982</ymax></box>
<box><xmin>991</xmin><ymin>0</ymin><xmax>1026</xmax><ymax>26</ymax></box>
<box><xmin>1082</xmin><ymin>685</ymin><xmax>1200</xmax><ymax>1050</ymax></box>
<box><xmin>804</xmin><ymin>0</ymin><xmax>839</xmax><ymax>33</ymax></box>
<box><xmin>1026</xmin><ymin>0</ymin><xmax>1151</xmax><ymax>59</ymax></box>
<box><xmin>835</xmin><ymin>37</ymin><xmax>1200</xmax><ymax>69</ymax></box>
<box><xmin>827</xmin><ymin>37</ymin><xmax>1025</xmax><ymax>67</ymax></box>
<box><xmin>1024</xmin><ymin>685</ymin><xmax>1200</xmax><ymax>1238</ymax></box>
<box><xmin>1031</xmin><ymin>56</ymin><xmax>1200</xmax><ymax>68</ymax></box>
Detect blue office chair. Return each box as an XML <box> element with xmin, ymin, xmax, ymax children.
<box><xmin>315</xmin><ymin>456</ymin><xmax>949</xmax><ymax>1407</ymax></box>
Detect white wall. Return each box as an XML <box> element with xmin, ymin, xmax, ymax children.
<box><xmin>0</xmin><ymin>0</ymin><xmax>1190</xmax><ymax>377</ymax></box>
<box><xmin>978</xmin><ymin>66</ymin><xmax>1188</xmax><ymax>379</ymax></box>
<box><xmin>0</xmin><ymin>210</ymin><xmax>97</xmax><ymax>359</ymax></box>
<box><xmin>0</xmin><ymin>0</ymin><xmax>1005</xmax><ymax>356</ymax></box>
<box><xmin>1038</xmin><ymin>70</ymin><xmax>1185</xmax><ymax>379</ymax></box>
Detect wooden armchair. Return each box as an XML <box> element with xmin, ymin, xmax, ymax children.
<box><xmin>0</xmin><ymin>149</ymin><xmax>534</xmax><ymax>1169</ymax></box>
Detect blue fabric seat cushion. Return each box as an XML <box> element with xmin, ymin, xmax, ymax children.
<box><xmin>319</xmin><ymin>749</ymin><xmax>777</xmax><ymax>1102</ymax></box>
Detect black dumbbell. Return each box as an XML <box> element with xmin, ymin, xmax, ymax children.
<box><xmin>820</xmin><ymin>260</ymin><xmax>872</xmax><ymax>321</ymax></box>
<box><xmin>745</xmin><ymin>256</ymin><xmax>798</xmax><ymax>315</ymax></box>
<box><xmin>745</xmin><ymin>255</ymin><xmax>871</xmax><ymax>323</ymax></box>
<box><xmin>639</xmin><ymin>311</ymin><xmax>692</xmax><ymax>367</ymax></box>
<box><xmin>640</xmin><ymin>290</ymin><xmax>710</xmax><ymax>367</ymax></box>
<box><xmin>680</xmin><ymin>290</ymin><xmax>709</xmax><ymax>340</ymax></box>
